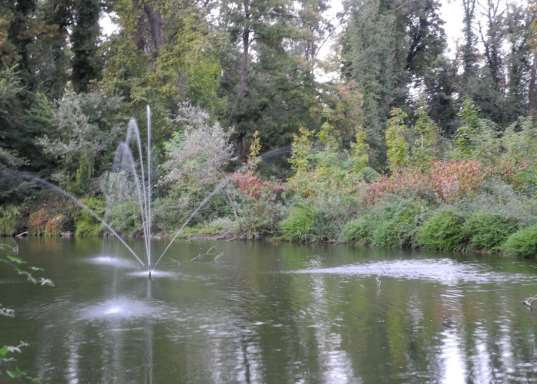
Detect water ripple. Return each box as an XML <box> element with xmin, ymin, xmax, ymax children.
<box><xmin>289</xmin><ymin>259</ymin><xmax>533</xmax><ymax>285</ymax></box>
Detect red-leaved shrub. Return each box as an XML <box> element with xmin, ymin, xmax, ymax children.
<box><xmin>231</xmin><ymin>171</ymin><xmax>284</xmax><ymax>199</ymax></box>
<box><xmin>366</xmin><ymin>160</ymin><xmax>490</xmax><ymax>204</ymax></box>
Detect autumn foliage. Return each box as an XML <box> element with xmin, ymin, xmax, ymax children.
<box><xmin>366</xmin><ymin>160</ymin><xmax>490</xmax><ymax>204</ymax></box>
<box><xmin>231</xmin><ymin>171</ymin><xmax>284</xmax><ymax>200</ymax></box>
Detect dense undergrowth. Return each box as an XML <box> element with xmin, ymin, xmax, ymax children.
<box><xmin>4</xmin><ymin>101</ymin><xmax>537</xmax><ymax>261</ymax></box>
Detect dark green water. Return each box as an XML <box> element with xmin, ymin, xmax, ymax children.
<box><xmin>2</xmin><ymin>239</ymin><xmax>537</xmax><ymax>383</ymax></box>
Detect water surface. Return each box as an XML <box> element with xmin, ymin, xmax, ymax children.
<box><xmin>2</xmin><ymin>239</ymin><xmax>537</xmax><ymax>383</ymax></box>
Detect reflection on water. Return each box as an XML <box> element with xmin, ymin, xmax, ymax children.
<box><xmin>128</xmin><ymin>270</ymin><xmax>179</xmax><ymax>279</ymax></box>
<box><xmin>1</xmin><ymin>239</ymin><xmax>537</xmax><ymax>383</ymax></box>
<box><xmin>78</xmin><ymin>297</ymin><xmax>160</xmax><ymax>320</ymax></box>
<box><xmin>86</xmin><ymin>255</ymin><xmax>139</xmax><ymax>269</ymax></box>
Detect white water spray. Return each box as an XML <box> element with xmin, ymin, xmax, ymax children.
<box><xmin>5</xmin><ymin>107</ymin><xmax>292</xmax><ymax>278</ymax></box>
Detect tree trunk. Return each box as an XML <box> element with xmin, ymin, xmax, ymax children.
<box><xmin>144</xmin><ymin>4</ymin><xmax>165</xmax><ymax>57</ymax></box>
<box><xmin>529</xmin><ymin>53</ymin><xmax>537</xmax><ymax>120</ymax></box>
<box><xmin>132</xmin><ymin>1</ymin><xmax>164</xmax><ymax>59</ymax></box>
<box><xmin>238</xmin><ymin>0</ymin><xmax>251</xmax><ymax>101</ymax></box>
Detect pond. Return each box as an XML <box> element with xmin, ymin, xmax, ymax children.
<box><xmin>2</xmin><ymin>239</ymin><xmax>537</xmax><ymax>383</ymax></box>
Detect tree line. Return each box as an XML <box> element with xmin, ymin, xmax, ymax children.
<box><xmin>0</xmin><ymin>0</ymin><xmax>536</xmax><ymax>200</ymax></box>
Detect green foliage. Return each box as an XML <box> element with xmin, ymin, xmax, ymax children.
<box><xmin>100</xmin><ymin>1</ymin><xmax>224</xmax><ymax>144</ymax></box>
<box><xmin>410</xmin><ymin>105</ymin><xmax>440</xmax><ymax>168</ymax></box>
<box><xmin>359</xmin><ymin>166</ymin><xmax>381</xmax><ymax>183</ymax></box>
<box><xmin>455</xmin><ymin>179</ymin><xmax>537</xmax><ymax>227</ymax></box>
<box><xmin>37</xmin><ymin>91</ymin><xmax>125</xmax><ymax>194</ymax></box>
<box><xmin>107</xmin><ymin>201</ymin><xmax>142</xmax><ymax>237</ymax></box>
<box><xmin>463</xmin><ymin>212</ymin><xmax>518</xmax><ymax>251</ymax></box>
<box><xmin>159</xmin><ymin>104</ymin><xmax>233</xmax><ymax>228</ymax></box>
<box><xmin>343</xmin><ymin>0</ymin><xmax>446</xmax><ymax>165</ymax></box>
<box><xmin>417</xmin><ymin>210</ymin><xmax>467</xmax><ymax>251</ymax></box>
<box><xmin>342</xmin><ymin>198</ymin><xmax>427</xmax><ymax>248</ymax></box>
<box><xmin>288</xmin><ymin>123</ymin><xmax>369</xmax><ymax>202</ymax></box>
<box><xmin>349</xmin><ymin>129</ymin><xmax>370</xmax><ymax>173</ymax></box>
<box><xmin>182</xmin><ymin>217</ymin><xmax>238</xmax><ymax>239</ymax></box>
<box><xmin>323</xmin><ymin>82</ymin><xmax>365</xmax><ymax>149</ymax></box>
<box><xmin>503</xmin><ymin>225</ymin><xmax>537</xmax><ymax>259</ymax></box>
<box><xmin>342</xmin><ymin>216</ymin><xmax>371</xmax><ymax>245</ymax></box>
<box><xmin>280</xmin><ymin>204</ymin><xmax>317</xmax><ymax>242</ymax></box>
<box><xmin>1</xmin><ymin>241</ymin><xmax>52</xmax><ymax>382</ymax></box>
<box><xmin>220</xmin><ymin>0</ymin><xmax>322</xmax><ymax>152</ymax></box>
<box><xmin>369</xmin><ymin>198</ymin><xmax>427</xmax><ymax>249</ymax></box>
<box><xmin>234</xmin><ymin>195</ymin><xmax>285</xmax><ymax>240</ymax></box>
<box><xmin>71</xmin><ymin>0</ymin><xmax>101</xmax><ymax>92</ymax></box>
<box><xmin>0</xmin><ymin>206</ymin><xmax>20</xmax><ymax>236</ymax></box>
<box><xmin>386</xmin><ymin>108</ymin><xmax>410</xmax><ymax>172</ymax></box>
<box><xmin>162</xmin><ymin>104</ymin><xmax>232</xmax><ymax>189</ymax></box>
<box><xmin>75</xmin><ymin>197</ymin><xmax>104</xmax><ymax>238</ymax></box>
<box><xmin>289</xmin><ymin>127</ymin><xmax>313</xmax><ymax>181</ymax></box>
<box><xmin>0</xmin><ymin>67</ymin><xmax>52</xmax><ymax>185</ymax></box>
<box><xmin>453</xmin><ymin>98</ymin><xmax>481</xmax><ymax>158</ymax></box>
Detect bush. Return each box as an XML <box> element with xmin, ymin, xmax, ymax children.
<box><xmin>0</xmin><ymin>206</ymin><xmax>20</xmax><ymax>236</ymax></box>
<box><xmin>417</xmin><ymin>210</ymin><xmax>467</xmax><ymax>251</ymax></box>
<box><xmin>227</xmin><ymin>171</ymin><xmax>286</xmax><ymax>239</ymax></box>
<box><xmin>454</xmin><ymin>179</ymin><xmax>537</xmax><ymax>226</ymax></box>
<box><xmin>182</xmin><ymin>217</ymin><xmax>238</xmax><ymax>238</ymax></box>
<box><xmin>28</xmin><ymin>208</ymin><xmax>67</xmax><ymax>237</ymax></box>
<box><xmin>158</xmin><ymin>104</ymin><xmax>233</xmax><ymax>230</ymax></box>
<box><xmin>369</xmin><ymin>198</ymin><xmax>426</xmax><ymax>248</ymax></box>
<box><xmin>37</xmin><ymin>91</ymin><xmax>125</xmax><ymax>193</ymax></box>
<box><xmin>75</xmin><ymin>197</ymin><xmax>104</xmax><ymax>238</ymax></box>
<box><xmin>342</xmin><ymin>198</ymin><xmax>427</xmax><ymax>248</ymax></box>
<box><xmin>161</xmin><ymin>103</ymin><xmax>232</xmax><ymax>188</ymax></box>
<box><xmin>342</xmin><ymin>216</ymin><xmax>371</xmax><ymax>244</ymax></box>
<box><xmin>366</xmin><ymin>160</ymin><xmax>488</xmax><ymax>205</ymax></box>
<box><xmin>503</xmin><ymin>225</ymin><xmax>537</xmax><ymax>259</ymax></box>
<box><xmin>464</xmin><ymin>212</ymin><xmax>518</xmax><ymax>251</ymax></box>
<box><xmin>280</xmin><ymin>204</ymin><xmax>317</xmax><ymax>242</ymax></box>
<box><xmin>107</xmin><ymin>201</ymin><xmax>142</xmax><ymax>237</ymax></box>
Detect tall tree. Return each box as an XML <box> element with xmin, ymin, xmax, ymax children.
<box><xmin>342</xmin><ymin>0</ymin><xmax>445</xmax><ymax>166</ymax></box>
<box><xmin>475</xmin><ymin>0</ymin><xmax>506</xmax><ymax>123</ymax></box>
<box><xmin>5</xmin><ymin>0</ymin><xmax>37</xmax><ymax>87</ymax></box>
<box><xmin>71</xmin><ymin>0</ymin><xmax>101</xmax><ymax>93</ymax></box>
<box><xmin>40</xmin><ymin>0</ymin><xmax>72</xmax><ymax>99</ymax></box>
<box><xmin>101</xmin><ymin>0</ymin><xmax>222</xmax><ymax>148</ymax></box>
<box><xmin>461</xmin><ymin>0</ymin><xmax>478</xmax><ymax>84</ymax></box>
<box><xmin>220</xmin><ymin>0</ymin><xmax>322</xmax><ymax>155</ymax></box>
<box><xmin>504</xmin><ymin>3</ymin><xmax>533</xmax><ymax>122</ymax></box>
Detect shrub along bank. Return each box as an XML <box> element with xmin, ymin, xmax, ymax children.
<box><xmin>5</xmin><ymin>102</ymin><xmax>537</xmax><ymax>261</ymax></box>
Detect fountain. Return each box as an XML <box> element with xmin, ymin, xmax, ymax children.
<box><xmin>105</xmin><ymin>106</ymin><xmax>154</xmax><ymax>277</ymax></box>
<box><xmin>104</xmin><ymin>106</ymin><xmax>229</xmax><ymax>275</ymax></box>
<box><xmin>3</xmin><ymin>106</ymin><xmax>163</xmax><ymax>276</ymax></box>
<box><xmin>2</xmin><ymin>105</ymin><xmax>291</xmax><ymax>277</ymax></box>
